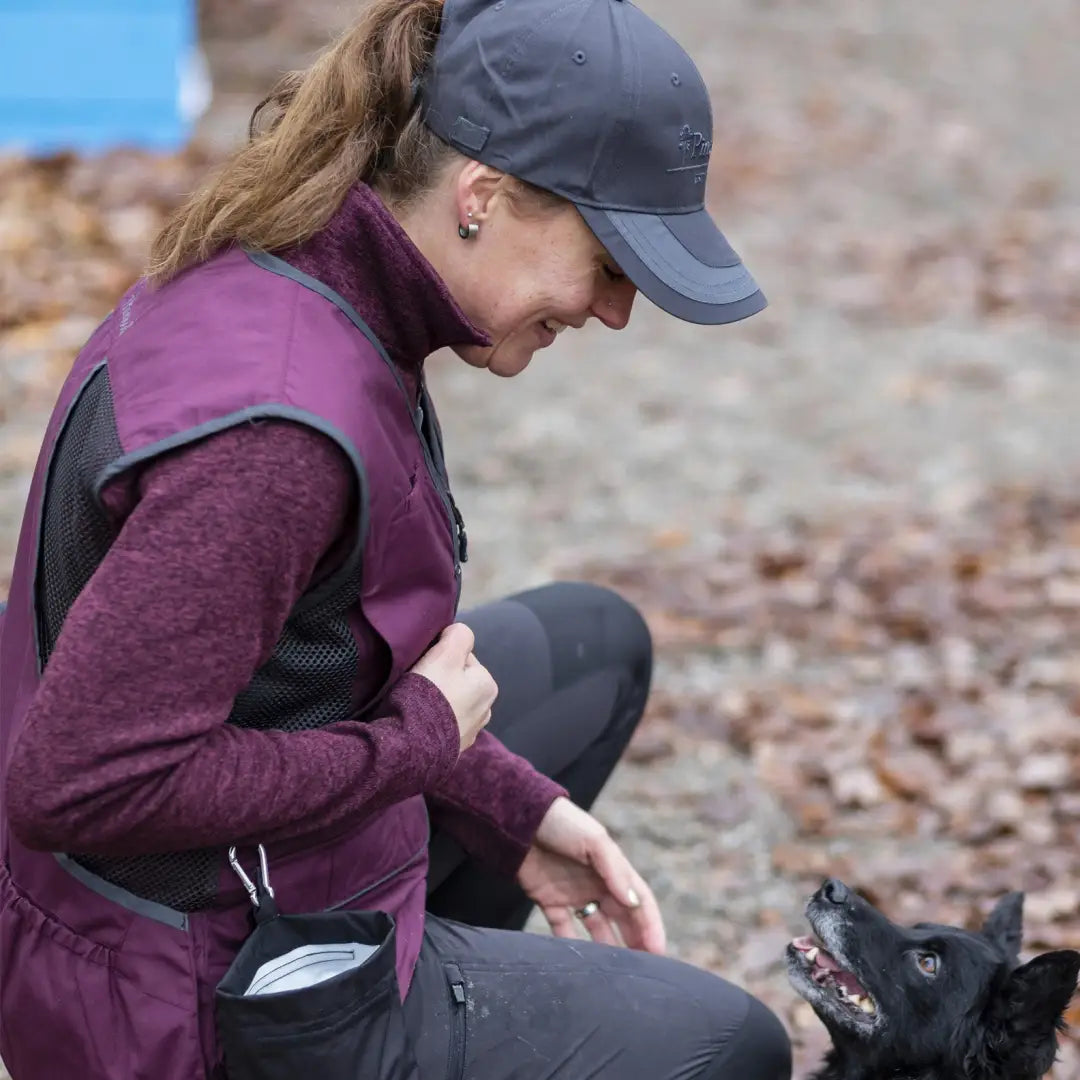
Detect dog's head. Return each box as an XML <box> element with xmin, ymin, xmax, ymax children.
<box><xmin>787</xmin><ymin>879</ymin><xmax>1080</xmax><ymax>1079</ymax></box>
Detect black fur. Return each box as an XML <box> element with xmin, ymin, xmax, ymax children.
<box><xmin>787</xmin><ymin>879</ymin><xmax>1080</xmax><ymax>1080</ymax></box>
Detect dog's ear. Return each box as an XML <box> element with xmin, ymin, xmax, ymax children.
<box><xmin>981</xmin><ymin>891</ymin><xmax>1024</xmax><ymax>964</ymax></box>
<box><xmin>991</xmin><ymin>950</ymin><xmax>1080</xmax><ymax>1072</ymax></box>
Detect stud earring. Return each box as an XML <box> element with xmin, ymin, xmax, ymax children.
<box><xmin>458</xmin><ymin>212</ymin><xmax>479</xmax><ymax>240</ymax></box>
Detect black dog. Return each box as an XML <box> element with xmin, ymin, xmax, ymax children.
<box><xmin>787</xmin><ymin>879</ymin><xmax>1080</xmax><ymax>1080</ymax></box>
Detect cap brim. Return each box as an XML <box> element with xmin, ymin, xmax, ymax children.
<box><xmin>577</xmin><ymin>205</ymin><xmax>766</xmax><ymax>326</ymax></box>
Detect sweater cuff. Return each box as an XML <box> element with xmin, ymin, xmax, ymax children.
<box><xmin>427</xmin><ymin>735</ymin><xmax>569</xmax><ymax>878</ymax></box>
<box><xmin>384</xmin><ymin>671</ymin><xmax>461</xmax><ymax>787</ymax></box>
<box><xmin>500</xmin><ymin>771</ymin><xmax>567</xmax><ymax>870</ymax></box>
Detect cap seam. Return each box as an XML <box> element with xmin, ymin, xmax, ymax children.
<box><xmin>601</xmin><ymin>0</ymin><xmax>635</xmax><ymax>194</ymax></box>
<box><xmin>501</xmin><ymin>0</ymin><xmax>586</xmax><ymax>78</ymax></box>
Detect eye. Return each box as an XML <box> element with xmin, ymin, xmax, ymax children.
<box><xmin>601</xmin><ymin>262</ymin><xmax>626</xmax><ymax>283</ymax></box>
<box><xmin>915</xmin><ymin>953</ymin><xmax>939</xmax><ymax>977</ymax></box>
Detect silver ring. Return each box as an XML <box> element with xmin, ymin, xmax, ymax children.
<box><xmin>574</xmin><ymin>900</ymin><xmax>601</xmax><ymax>920</ymax></box>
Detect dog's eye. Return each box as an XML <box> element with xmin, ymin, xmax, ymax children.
<box><xmin>915</xmin><ymin>953</ymin><xmax>939</xmax><ymax>976</ymax></box>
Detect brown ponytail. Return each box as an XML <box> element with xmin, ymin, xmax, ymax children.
<box><xmin>147</xmin><ymin>0</ymin><xmax>455</xmax><ymax>285</ymax></box>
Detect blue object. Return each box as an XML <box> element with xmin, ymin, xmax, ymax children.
<box><xmin>0</xmin><ymin>0</ymin><xmax>200</xmax><ymax>155</ymax></box>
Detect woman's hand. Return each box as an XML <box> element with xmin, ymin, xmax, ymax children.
<box><xmin>410</xmin><ymin>624</ymin><xmax>497</xmax><ymax>753</ymax></box>
<box><xmin>516</xmin><ymin>796</ymin><xmax>666</xmax><ymax>955</ymax></box>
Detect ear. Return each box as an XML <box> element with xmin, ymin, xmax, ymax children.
<box><xmin>453</xmin><ymin>160</ymin><xmax>507</xmax><ymax>225</ymax></box>
<box><xmin>981</xmin><ymin>891</ymin><xmax>1024</xmax><ymax>963</ymax></box>
<box><xmin>998</xmin><ymin>951</ymin><xmax>1080</xmax><ymax>1042</ymax></box>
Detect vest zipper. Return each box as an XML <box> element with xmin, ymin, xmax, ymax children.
<box><xmin>414</xmin><ymin>384</ymin><xmax>467</xmax><ymax>603</ymax></box>
<box><xmin>450</xmin><ymin>498</ymin><xmax>468</xmax><ymax>563</ymax></box>
<box><xmin>238</xmin><ymin>253</ymin><xmax>465</xmax><ymax>601</ymax></box>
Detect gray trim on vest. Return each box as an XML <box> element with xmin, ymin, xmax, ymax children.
<box><xmin>245</xmin><ymin>249</ymin><xmax>409</xmax><ymax>401</ymax></box>
<box><xmin>33</xmin><ymin>371</ymin><xmax>375</xmax><ymax>910</ymax></box>
<box><xmin>324</xmin><ymin>831</ymin><xmax>430</xmax><ymax>913</ymax></box>
<box><xmin>95</xmin><ymin>404</ymin><xmax>370</xmax><ymax>616</ymax></box>
<box><xmin>243</xmin><ymin>249</ymin><xmax>465</xmax><ymax>598</ymax></box>
<box><xmin>78</xmin><ymin>400</ymin><xmax>374</xmax><ymax>911</ymax></box>
<box><xmin>54</xmin><ymin>854</ymin><xmax>189</xmax><ymax>930</ymax></box>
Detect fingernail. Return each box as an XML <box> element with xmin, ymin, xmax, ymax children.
<box><xmin>627</xmin><ymin>888</ymin><xmax>641</xmax><ymax>908</ymax></box>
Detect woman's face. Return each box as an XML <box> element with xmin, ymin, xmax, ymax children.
<box><xmin>401</xmin><ymin>163</ymin><xmax>639</xmax><ymax>377</ymax></box>
<box><xmin>451</xmin><ymin>197</ymin><xmax>638</xmax><ymax>377</ymax></box>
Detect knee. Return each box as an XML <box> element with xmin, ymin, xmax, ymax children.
<box><xmin>707</xmin><ymin>995</ymin><xmax>792</xmax><ymax>1080</ymax></box>
<box><xmin>610</xmin><ymin>589</ymin><xmax>652</xmax><ymax>691</ymax></box>
<box><xmin>508</xmin><ymin>580</ymin><xmax>653</xmax><ymax>685</ymax></box>
<box><xmin>507</xmin><ymin>581</ymin><xmax>653</xmax><ymax>712</ymax></box>
<box><xmin>573</xmin><ymin>581</ymin><xmax>653</xmax><ymax>689</ymax></box>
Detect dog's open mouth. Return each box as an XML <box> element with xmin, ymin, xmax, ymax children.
<box><xmin>791</xmin><ymin>936</ymin><xmax>877</xmax><ymax>1017</ymax></box>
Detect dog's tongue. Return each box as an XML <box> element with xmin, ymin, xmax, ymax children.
<box><xmin>815</xmin><ymin>950</ymin><xmax>841</xmax><ymax>973</ymax></box>
<box><xmin>810</xmin><ymin>948</ymin><xmax>869</xmax><ymax>996</ymax></box>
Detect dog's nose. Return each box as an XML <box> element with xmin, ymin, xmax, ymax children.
<box><xmin>821</xmin><ymin>879</ymin><xmax>850</xmax><ymax>905</ymax></box>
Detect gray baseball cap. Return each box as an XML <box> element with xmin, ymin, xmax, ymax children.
<box><xmin>417</xmin><ymin>0</ymin><xmax>766</xmax><ymax>325</ymax></box>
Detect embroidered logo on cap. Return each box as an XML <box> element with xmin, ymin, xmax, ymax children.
<box><xmin>668</xmin><ymin>124</ymin><xmax>711</xmax><ymax>181</ymax></box>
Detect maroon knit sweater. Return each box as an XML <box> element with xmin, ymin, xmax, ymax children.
<box><xmin>5</xmin><ymin>184</ymin><xmax>566</xmax><ymax>879</ymax></box>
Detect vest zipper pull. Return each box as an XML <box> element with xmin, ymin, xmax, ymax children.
<box><xmin>450</xmin><ymin>499</ymin><xmax>468</xmax><ymax>563</ymax></box>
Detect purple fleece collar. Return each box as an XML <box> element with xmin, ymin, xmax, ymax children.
<box><xmin>283</xmin><ymin>182</ymin><xmax>491</xmax><ymax>376</ymax></box>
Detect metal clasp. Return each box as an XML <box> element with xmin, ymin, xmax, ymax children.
<box><xmin>228</xmin><ymin>843</ymin><xmax>275</xmax><ymax>912</ymax></box>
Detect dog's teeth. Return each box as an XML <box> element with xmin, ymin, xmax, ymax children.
<box><xmin>805</xmin><ymin>947</ymin><xmax>819</xmax><ymax>963</ymax></box>
<box><xmin>857</xmin><ymin>996</ymin><xmax>876</xmax><ymax>1015</ymax></box>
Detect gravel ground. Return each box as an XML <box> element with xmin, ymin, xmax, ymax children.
<box><xmin>2</xmin><ymin>0</ymin><xmax>1079</xmax><ymax>1076</ymax></box>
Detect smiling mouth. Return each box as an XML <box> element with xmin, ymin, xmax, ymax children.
<box><xmin>540</xmin><ymin>319</ymin><xmax>569</xmax><ymax>337</ymax></box>
<box><xmin>790</xmin><ymin>936</ymin><xmax>877</xmax><ymax>1018</ymax></box>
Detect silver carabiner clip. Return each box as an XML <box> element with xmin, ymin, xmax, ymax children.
<box><xmin>228</xmin><ymin>843</ymin><xmax>275</xmax><ymax>911</ymax></box>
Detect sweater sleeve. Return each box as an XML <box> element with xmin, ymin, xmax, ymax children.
<box><xmin>5</xmin><ymin>420</ymin><xmax>461</xmax><ymax>856</ymax></box>
<box><xmin>425</xmin><ymin>732</ymin><xmax>568</xmax><ymax>877</ymax></box>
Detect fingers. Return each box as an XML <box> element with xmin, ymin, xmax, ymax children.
<box><xmin>436</xmin><ymin>622</ymin><xmax>476</xmax><ymax>660</ymax></box>
<box><xmin>588</xmin><ymin>834</ymin><xmax>639</xmax><ymax>910</ymax></box>
<box><xmin>579</xmin><ymin>904</ymin><xmax>621</xmax><ymax>948</ymax></box>
<box><xmin>463</xmin><ymin>709</ymin><xmax>492</xmax><ymax>750</ymax></box>
<box><xmin>614</xmin><ymin>881</ymin><xmax>666</xmax><ymax>955</ymax></box>
<box><xmin>544</xmin><ymin>904</ymin><xmax>579</xmax><ymax>941</ymax></box>
<box><xmin>545</xmin><ymin>901</ymin><xmax>621</xmax><ymax>948</ymax></box>
<box><xmin>589</xmin><ymin>837</ymin><xmax>667</xmax><ymax>955</ymax></box>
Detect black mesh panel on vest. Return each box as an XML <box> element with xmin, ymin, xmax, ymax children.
<box><xmin>227</xmin><ymin>563</ymin><xmax>362</xmax><ymax>733</ymax></box>
<box><xmin>36</xmin><ymin>366</ymin><xmax>122</xmax><ymax>664</ymax></box>
<box><xmin>36</xmin><ymin>367</ymin><xmax>363</xmax><ymax>913</ymax></box>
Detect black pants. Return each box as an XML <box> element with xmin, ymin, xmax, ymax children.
<box><xmin>405</xmin><ymin>582</ymin><xmax>792</xmax><ymax>1080</ymax></box>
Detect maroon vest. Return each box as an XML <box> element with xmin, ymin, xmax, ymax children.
<box><xmin>0</xmin><ymin>246</ymin><xmax>464</xmax><ymax>1079</ymax></box>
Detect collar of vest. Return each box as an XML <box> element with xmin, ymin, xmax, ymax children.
<box><xmin>281</xmin><ymin>182</ymin><xmax>491</xmax><ymax>384</ymax></box>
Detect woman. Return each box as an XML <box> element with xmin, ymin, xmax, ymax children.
<box><xmin>0</xmin><ymin>0</ymin><xmax>789</xmax><ymax>1076</ymax></box>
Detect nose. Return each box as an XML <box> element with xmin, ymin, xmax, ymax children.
<box><xmin>821</xmin><ymin>879</ymin><xmax>850</xmax><ymax>905</ymax></box>
<box><xmin>592</xmin><ymin>282</ymin><xmax>637</xmax><ymax>330</ymax></box>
